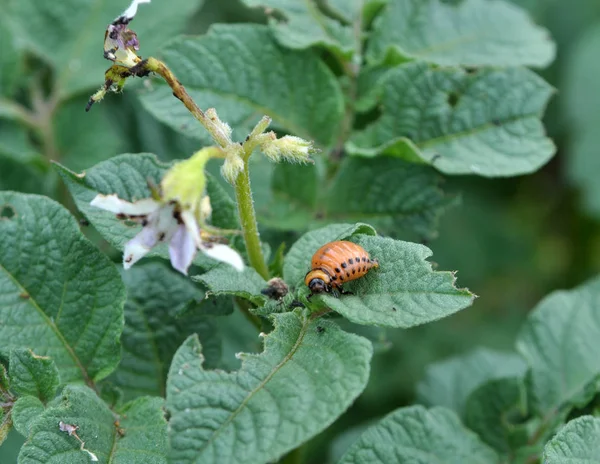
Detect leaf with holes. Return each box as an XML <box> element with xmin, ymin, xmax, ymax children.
<box><xmin>367</xmin><ymin>0</ymin><xmax>555</xmax><ymax>67</ymax></box>
<box><xmin>417</xmin><ymin>348</ymin><xmax>527</xmax><ymax>417</ymax></box>
<box><xmin>294</xmin><ymin>232</ymin><xmax>474</xmax><ymax>328</ymax></box>
<box><xmin>0</xmin><ymin>192</ymin><xmax>124</xmax><ymax>384</ymax></box>
<box><xmin>239</xmin><ymin>0</ymin><xmax>354</xmax><ymax>55</ymax></box>
<box><xmin>9</xmin><ymin>349</ymin><xmax>60</xmax><ymax>404</ymax></box>
<box><xmin>166</xmin><ymin>311</ymin><xmax>372</xmax><ymax>464</ymax></box>
<box><xmin>7</xmin><ymin>0</ymin><xmax>205</xmax><ymax>98</ymax></box>
<box><xmin>543</xmin><ymin>416</ymin><xmax>600</xmax><ymax>463</ymax></box>
<box><xmin>108</xmin><ymin>263</ymin><xmax>222</xmax><ymax>401</ymax></box>
<box><xmin>138</xmin><ymin>24</ymin><xmax>344</xmax><ymax>147</ymax></box>
<box><xmin>18</xmin><ymin>385</ymin><xmax>167</xmax><ymax>463</ymax></box>
<box><xmin>516</xmin><ymin>276</ymin><xmax>600</xmax><ymax>417</ymax></box>
<box><xmin>347</xmin><ymin>63</ymin><xmax>555</xmax><ymax>177</ymax></box>
<box><xmin>283</xmin><ymin>223</ymin><xmax>377</xmax><ymax>287</ymax></box>
<box><xmin>338</xmin><ymin>405</ymin><xmax>499</xmax><ymax>464</ymax></box>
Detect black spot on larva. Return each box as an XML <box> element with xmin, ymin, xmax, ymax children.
<box><xmin>316</xmin><ymin>326</ymin><xmax>325</xmax><ymax>334</ymax></box>
<box><xmin>331</xmin><ymin>275</ymin><xmax>337</xmax><ymax>281</ymax></box>
<box><xmin>361</xmin><ymin>257</ymin><xmax>366</xmax><ymax>262</ymax></box>
<box><xmin>341</xmin><ymin>262</ymin><xmax>347</xmax><ymax>269</ymax></box>
<box><xmin>352</xmin><ymin>269</ymin><xmax>356</xmax><ymax>275</ymax></box>
<box><xmin>363</xmin><ymin>266</ymin><xmax>366</xmax><ymax>272</ymax></box>
<box><xmin>348</xmin><ymin>258</ymin><xmax>354</xmax><ymax>265</ymax></box>
<box><xmin>340</xmin><ymin>275</ymin><xmax>345</xmax><ymax>281</ymax></box>
<box><xmin>346</xmin><ymin>272</ymin><xmax>350</xmax><ymax>278</ymax></box>
<box><xmin>335</xmin><ymin>267</ymin><xmax>341</xmax><ymax>273</ymax></box>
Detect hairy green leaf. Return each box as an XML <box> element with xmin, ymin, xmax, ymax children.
<box><xmin>324</xmin><ymin>156</ymin><xmax>451</xmax><ymax>240</ymax></box>
<box><xmin>417</xmin><ymin>348</ymin><xmax>527</xmax><ymax>417</ymax></box>
<box><xmin>9</xmin><ymin>349</ymin><xmax>59</xmax><ymax>404</ymax></box>
<box><xmin>516</xmin><ymin>277</ymin><xmax>600</xmax><ymax>417</ymax></box>
<box><xmin>193</xmin><ymin>265</ymin><xmax>268</xmax><ymax>306</ymax></box>
<box><xmin>0</xmin><ymin>409</ymin><xmax>11</xmax><ymax>446</ymax></box>
<box><xmin>464</xmin><ymin>377</ymin><xmax>527</xmax><ymax>454</ymax></box>
<box><xmin>0</xmin><ymin>15</ymin><xmax>22</xmax><ymax>98</ymax></box>
<box><xmin>240</xmin><ymin>0</ymin><xmax>353</xmax><ymax>55</ymax></box>
<box><xmin>139</xmin><ymin>24</ymin><xmax>344</xmax><ymax>147</ymax></box>
<box><xmin>109</xmin><ymin>263</ymin><xmax>222</xmax><ymax>401</ymax></box>
<box><xmin>11</xmin><ymin>396</ymin><xmax>44</xmax><ymax>437</ymax></box>
<box><xmin>543</xmin><ymin>416</ymin><xmax>600</xmax><ymax>463</ymax></box>
<box><xmin>0</xmin><ymin>192</ymin><xmax>124</xmax><ymax>384</ymax></box>
<box><xmin>338</xmin><ymin>405</ymin><xmax>499</xmax><ymax>463</ymax></box>
<box><xmin>8</xmin><ymin>0</ymin><xmax>205</xmax><ymax>98</ymax></box>
<box><xmin>283</xmin><ymin>223</ymin><xmax>377</xmax><ymax>287</ymax></box>
<box><xmin>166</xmin><ymin>311</ymin><xmax>372</xmax><ymax>464</ymax></box>
<box><xmin>18</xmin><ymin>385</ymin><xmax>167</xmax><ymax>463</ymax></box>
<box><xmin>348</xmin><ymin>63</ymin><xmax>555</xmax><ymax>177</ymax></box>
<box><xmin>319</xmin><ymin>235</ymin><xmax>474</xmax><ymax>328</ymax></box>
<box><xmin>367</xmin><ymin>0</ymin><xmax>555</xmax><ymax>67</ymax></box>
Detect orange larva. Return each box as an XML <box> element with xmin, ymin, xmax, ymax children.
<box><xmin>304</xmin><ymin>240</ymin><xmax>378</xmax><ymax>296</ymax></box>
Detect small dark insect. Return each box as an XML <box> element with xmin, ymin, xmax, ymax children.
<box><xmin>305</xmin><ymin>241</ymin><xmax>378</xmax><ymax>297</ymax></box>
<box><xmin>289</xmin><ymin>300</ymin><xmax>305</xmax><ymax>309</ymax></box>
<box><xmin>261</xmin><ymin>278</ymin><xmax>289</xmax><ymax>300</ymax></box>
<box><xmin>391</xmin><ymin>307</ymin><xmax>397</xmax><ymax>312</ymax></box>
<box><xmin>79</xmin><ymin>218</ymin><xmax>90</xmax><ymax>227</ymax></box>
<box><xmin>316</xmin><ymin>326</ymin><xmax>325</xmax><ymax>334</ymax></box>
<box><xmin>19</xmin><ymin>292</ymin><xmax>30</xmax><ymax>299</ymax></box>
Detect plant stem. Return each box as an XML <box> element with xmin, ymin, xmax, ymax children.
<box><xmin>145</xmin><ymin>57</ymin><xmax>231</xmax><ymax>148</ymax></box>
<box><xmin>234</xmin><ymin>161</ymin><xmax>270</xmax><ymax>280</ymax></box>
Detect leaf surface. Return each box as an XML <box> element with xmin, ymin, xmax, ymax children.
<box><xmin>543</xmin><ymin>416</ymin><xmax>600</xmax><ymax>463</ymax></box>
<box><xmin>0</xmin><ymin>192</ymin><xmax>124</xmax><ymax>384</ymax></box>
<box><xmin>9</xmin><ymin>349</ymin><xmax>60</xmax><ymax>404</ymax></box>
<box><xmin>166</xmin><ymin>311</ymin><xmax>372</xmax><ymax>464</ymax></box>
<box><xmin>347</xmin><ymin>63</ymin><xmax>555</xmax><ymax>177</ymax></box>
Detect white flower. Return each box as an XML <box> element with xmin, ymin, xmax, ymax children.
<box><xmin>90</xmin><ymin>194</ymin><xmax>244</xmax><ymax>275</ymax></box>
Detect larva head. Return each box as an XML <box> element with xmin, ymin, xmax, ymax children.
<box><xmin>305</xmin><ymin>269</ymin><xmax>331</xmax><ymax>294</ymax></box>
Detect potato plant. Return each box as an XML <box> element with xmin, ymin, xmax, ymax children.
<box><xmin>1</xmin><ymin>0</ymin><xmax>599</xmax><ymax>463</ymax></box>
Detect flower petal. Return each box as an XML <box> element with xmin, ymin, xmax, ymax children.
<box><xmin>90</xmin><ymin>194</ymin><xmax>160</xmax><ymax>215</ymax></box>
<box><xmin>169</xmin><ymin>224</ymin><xmax>197</xmax><ymax>275</ymax></box>
<box><xmin>123</xmin><ymin>226</ymin><xmax>158</xmax><ymax>269</ymax></box>
<box><xmin>199</xmin><ymin>242</ymin><xmax>245</xmax><ymax>272</ymax></box>
<box><xmin>119</xmin><ymin>0</ymin><xmax>151</xmax><ymax>22</ymax></box>
<box><xmin>180</xmin><ymin>209</ymin><xmax>202</xmax><ymax>247</ymax></box>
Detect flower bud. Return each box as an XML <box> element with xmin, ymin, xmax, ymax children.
<box><xmin>206</xmin><ymin>108</ymin><xmax>233</xmax><ymax>140</ymax></box>
<box><xmin>259</xmin><ymin>135</ymin><xmax>315</xmax><ymax>164</ymax></box>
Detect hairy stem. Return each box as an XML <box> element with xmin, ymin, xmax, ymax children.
<box><xmin>234</xmin><ymin>161</ymin><xmax>269</xmax><ymax>279</ymax></box>
<box><xmin>145</xmin><ymin>57</ymin><xmax>231</xmax><ymax>148</ymax></box>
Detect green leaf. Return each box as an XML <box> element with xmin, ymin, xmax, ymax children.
<box><xmin>0</xmin><ymin>409</ymin><xmax>11</xmax><ymax>446</ymax></box>
<box><xmin>138</xmin><ymin>24</ymin><xmax>344</xmax><ymax>147</ymax></box>
<box><xmin>0</xmin><ymin>192</ymin><xmax>124</xmax><ymax>384</ymax></box>
<box><xmin>166</xmin><ymin>311</ymin><xmax>373</xmax><ymax>464</ymax></box>
<box><xmin>283</xmin><ymin>223</ymin><xmax>377</xmax><ymax>287</ymax></box>
<box><xmin>12</xmin><ymin>396</ymin><xmax>44</xmax><ymax>437</ymax></box>
<box><xmin>347</xmin><ymin>63</ymin><xmax>555</xmax><ymax>177</ymax></box>
<box><xmin>320</xmin><ymin>235</ymin><xmax>474</xmax><ymax>328</ymax></box>
<box><xmin>564</xmin><ymin>25</ymin><xmax>600</xmax><ymax>217</ymax></box>
<box><xmin>543</xmin><ymin>416</ymin><xmax>600</xmax><ymax>463</ymax></box>
<box><xmin>108</xmin><ymin>263</ymin><xmax>222</xmax><ymax>401</ymax></box>
<box><xmin>338</xmin><ymin>405</ymin><xmax>499</xmax><ymax>464</ymax></box>
<box><xmin>54</xmin><ymin>97</ymin><xmax>123</xmax><ymax>172</ymax></box>
<box><xmin>0</xmin><ymin>363</ymin><xmax>9</xmax><ymax>391</ymax></box>
<box><xmin>516</xmin><ymin>277</ymin><xmax>600</xmax><ymax>417</ymax></box>
<box><xmin>240</xmin><ymin>0</ymin><xmax>353</xmax><ymax>55</ymax></box>
<box><xmin>367</xmin><ymin>0</ymin><xmax>555</xmax><ymax>67</ymax></box>
<box><xmin>464</xmin><ymin>377</ymin><xmax>527</xmax><ymax>454</ymax></box>
<box><xmin>193</xmin><ymin>266</ymin><xmax>268</xmax><ymax>306</ymax></box>
<box><xmin>417</xmin><ymin>348</ymin><xmax>527</xmax><ymax>417</ymax></box>
<box><xmin>18</xmin><ymin>385</ymin><xmax>167</xmax><ymax>463</ymax></box>
<box><xmin>9</xmin><ymin>349</ymin><xmax>60</xmax><ymax>404</ymax></box>
<box><xmin>8</xmin><ymin>0</ymin><xmax>205</xmax><ymax>98</ymax></box>
<box><xmin>324</xmin><ymin>156</ymin><xmax>451</xmax><ymax>240</ymax></box>
<box><xmin>257</xmin><ymin>162</ymin><xmax>319</xmax><ymax>230</ymax></box>
<box><xmin>206</xmin><ymin>173</ymin><xmax>239</xmax><ymax>230</ymax></box>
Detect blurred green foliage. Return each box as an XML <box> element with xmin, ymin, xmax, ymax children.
<box><xmin>2</xmin><ymin>0</ymin><xmax>600</xmax><ymax>461</ymax></box>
